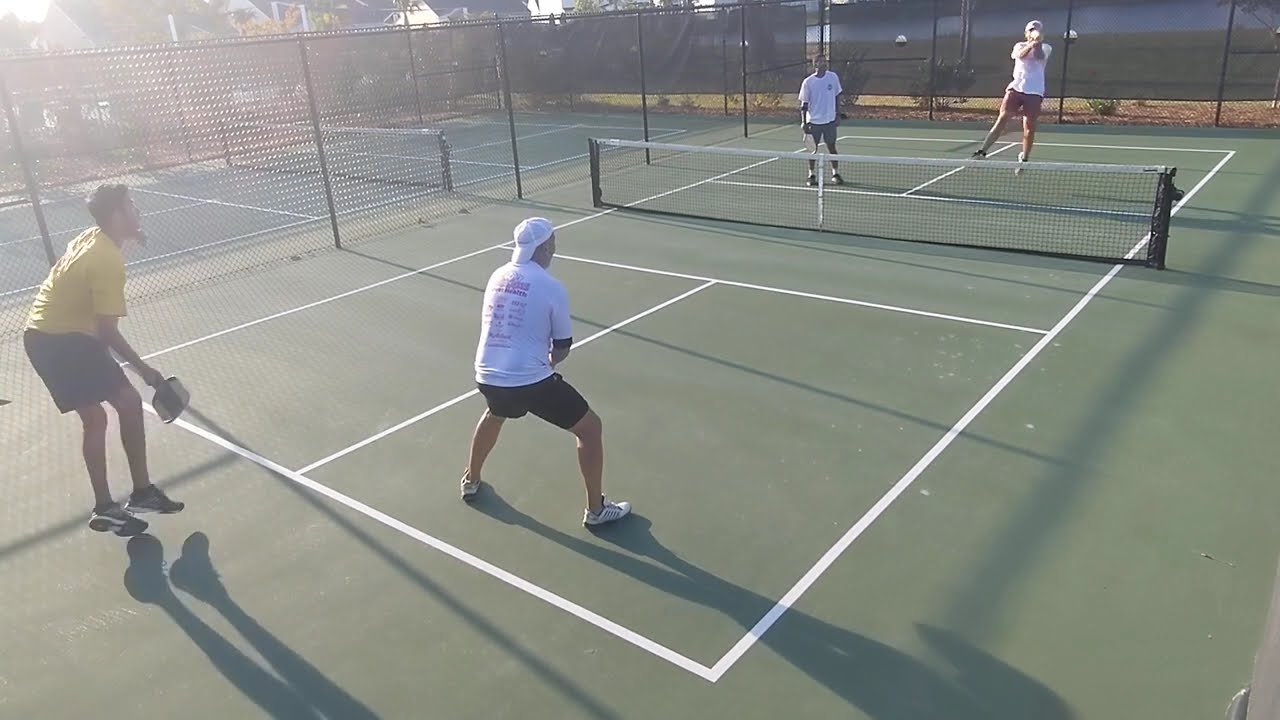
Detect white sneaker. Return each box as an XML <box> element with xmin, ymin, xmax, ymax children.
<box><xmin>460</xmin><ymin>476</ymin><xmax>480</xmax><ymax>501</ymax></box>
<box><xmin>583</xmin><ymin>497</ymin><xmax>631</xmax><ymax>526</ymax></box>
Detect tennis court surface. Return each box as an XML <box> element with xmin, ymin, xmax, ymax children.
<box><xmin>2</xmin><ymin>119</ymin><xmax>1279</xmax><ymax>720</ymax></box>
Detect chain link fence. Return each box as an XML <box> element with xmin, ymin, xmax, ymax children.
<box><xmin>827</xmin><ymin>0</ymin><xmax>1279</xmax><ymax>127</ymax></box>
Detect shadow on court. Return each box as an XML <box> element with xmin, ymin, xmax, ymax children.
<box><xmin>937</xmin><ymin>153</ymin><xmax>1280</xmax><ymax>638</ymax></box>
<box><xmin>470</xmin><ymin>489</ymin><xmax>1074</xmax><ymax>720</ymax></box>
<box><xmin>124</xmin><ymin>532</ymin><xmax>379</xmax><ymax>719</ymax></box>
<box><xmin>177</xmin><ymin>407</ymin><xmax>621</xmax><ymax>720</ymax></box>
<box><xmin>0</xmin><ymin>448</ymin><xmax>240</xmax><ymax>563</ymax></box>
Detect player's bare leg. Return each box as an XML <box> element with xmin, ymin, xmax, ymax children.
<box><xmin>1020</xmin><ymin>115</ymin><xmax>1037</xmax><ymax>160</ymax></box>
<box><xmin>826</xmin><ymin>138</ymin><xmax>842</xmax><ymax>184</ymax></box>
<box><xmin>461</xmin><ymin>409</ymin><xmax>504</xmax><ymax>499</ymax></box>
<box><xmin>974</xmin><ymin>102</ymin><xmax>1014</xmax><ymax>157</ymax></box>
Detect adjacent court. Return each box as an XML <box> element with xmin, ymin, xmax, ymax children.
<box><xmin>1</xmin><ymin>116</ymin><xmax>1278</xmax><ymax>720</ymax></box>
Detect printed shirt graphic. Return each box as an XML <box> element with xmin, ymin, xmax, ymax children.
<box><xmin>474</xmin><ymin>262</ymin><xmax>572</xmax><ymax>387</ymax></box>
<box><xmin>799</xmin><ymin>71</ymin><xmax>843</xmax><ymax>125</ymax></box>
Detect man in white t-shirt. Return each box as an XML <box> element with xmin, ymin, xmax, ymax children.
<box><xmin>460</xmin><ymin>217</ymin><xmax>631</xmax><ymax>527</ymax></box>
<box><xmin>972</xmin><ymin>20</ymin><xmax>1053</xmax><ymax>169</ymax></box>
<box><xmin>798</xmin><ymin>54</ymin><xmax>845</xmax><ymax>187</ymax></box>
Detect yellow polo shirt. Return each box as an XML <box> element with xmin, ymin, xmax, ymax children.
<box><xmin>26</xmin><ymin>227</ymin><xmax>127</xmax><ymax>336</ymax></box>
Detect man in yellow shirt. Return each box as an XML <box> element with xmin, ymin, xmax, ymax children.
<box><xmin>24</xmin><ymin>184</ymin><xmax>184</xmax><ymax>537</ymax></box>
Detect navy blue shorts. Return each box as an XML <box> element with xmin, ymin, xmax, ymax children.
<box><xmin>24</xmin><ymin>329</ymin><xmax>127</xmax><ymax>414</ymax></box>
<box><xmin>808</xmin><ymin>121</ymin><xmax>838</xmax><ymax>146</ymax></box>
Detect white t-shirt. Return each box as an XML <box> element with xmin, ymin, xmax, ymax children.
<box><xmin>474</xmin><ymin>261</ymin><xmax>573</xmax><ymax>388</ymax></box>
<box><xmin>1008</xmin><ymin>41</ymin><xmax>1053</xmax><ymax>97</ymax></box>
<box><xmin>798</xmin><ymin>70</ymin><xmax>843</xmax><ymax>125</ymax></box>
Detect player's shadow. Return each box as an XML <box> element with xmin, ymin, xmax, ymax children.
<box><xmin>176</xmin><ymin>406</ymin><xmax>620</xmax><ymax>720</ymax></box>
<box><xmin>471</xmin><ymin>491</ymin><xmax>1073</xmax><ymax>720</ymax></box>
<box><xmin>124</xmin><ymin>533</ymin><xmax>379</xmax><ymax>719</ymax></box>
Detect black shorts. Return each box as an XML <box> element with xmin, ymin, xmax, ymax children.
<box><xmin>24</xmin><ymin>329</ymin><xmax>128</xmax><ymax>414</ymax></box>
<box><xmin>808</xmin><ymin>120</ymin><xmax>838</xmax><ymax>146</ymax></box>
<box><xmin>477</xmin><ymin>373</ymin><xmax>589</xmax><ymax>430</ymax></box>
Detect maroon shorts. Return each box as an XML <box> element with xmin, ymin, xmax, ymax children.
<box><xmin>1002</xmin><ymin>90</ymin><xmax>1043</xmax><ymax>120</ymax></box>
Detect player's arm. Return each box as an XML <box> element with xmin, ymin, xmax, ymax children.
<box><xmin>1013</xmin><ymin>41</ymin><xmax>1036</xmax><ymax>59</ymax></box>
<box><xmin>798</xmin><ymin>81</ymin><xmax>809</xmax><ymax>125</ymax></box>
<box><xmin>548</xmin><ymin>285</ymin><xmax>574</xmax><ymax>367</ymax></box>
<box><xmin>97</xmin><ymin>315</ymin><xmax>161</xmax><ymax>387</ymax></box>
<box><xmin>91</xmin><ymin>259</ymin><xmax>161</xmax><ymax>387</ymax></box>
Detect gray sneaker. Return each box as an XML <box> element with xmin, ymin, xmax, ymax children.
<box><xmin>460</xmin><ymin>475</ymin><xmax>481</xmax><ymax>501</ymax></box>
<box><xmin>89</xmin><ymin>503</ymin><xmax>148</xmax><ymax>536</ymax></box>
<box><xmin>583</xmin><ymin>497</ymin><xmax>631</xmax><ymax>526</ymax></box>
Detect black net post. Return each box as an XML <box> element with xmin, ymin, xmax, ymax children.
<box><xmin>1214</xmin><ymin>0</ymin><xmax>1239</xmax><ymax>127</ymax></box>
<box><xmin>637</xmin><ymin>11</ymin><xmax>651</xmax><ymax>163</ymax></box>
<box><xmin>1057</xmin><ymin>0</ymin><xmax>1076</xmax><ymax>123</ymax></box>
<box><xmin>741</xmin><ymin>7</ymin><xmax>749</xmax><ymax>137</ymax></box>
<box><xmin>297</xmin><ymin>37</ymin><xmax>343</xmax><ymax>249</ymax></box>
<box><xmin>0</xmin><ymin>70</ymin><xmax>55</xmax><ymax>266</ymax></box>
<box><xmin>497</xmin><ymin>21</ymin><xmax>523</xmax><ymax>199</ymax></box>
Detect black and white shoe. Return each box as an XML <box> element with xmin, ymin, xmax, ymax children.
<box><xmin>126</xmin><ymin>485</ymin><xmax>185</xmax><ymax>515</ymax></box>
<box><xmin>806</xmin><ymin>174</ymin><xmax>818</xmax><ymax>187</ymax></box>
<box><xmin>971</xmin><ymin>149</ymin><xmax>988</xmax><ymax>159</ymax></box>
<box><xmin>89</xmin><ymin>503</ymin><xmax>148</xmax><ymax>536</ymax></box>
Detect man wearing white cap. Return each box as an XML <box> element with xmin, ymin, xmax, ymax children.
<box><xmin>972</xmin><ymin>19</ymin><xmax>1053</xmax><ymax>170</ymax></box>
<box><xmin>460</xmin><ymin>217</ymin><xmax>631</xmax><ymax>527</ymax></box>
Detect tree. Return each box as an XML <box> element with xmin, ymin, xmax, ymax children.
<box><xmin>0</xmin><ymin>12</ymin><xmax>38</xmax><ymax>50</ymax></box>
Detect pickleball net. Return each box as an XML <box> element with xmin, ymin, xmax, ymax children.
<box><xmin>588</xmin><ymin>139</ymin><xmax>1180</xmax><ymax>268</ymax></box>
<box><xmin>222</xmin><ymin>123</ymin><xmax>454</xmax><ymax>193</ymax></box>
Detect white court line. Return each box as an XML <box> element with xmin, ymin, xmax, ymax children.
<box><xmin>704</xmin><ymin>148</ymin><xmax>1236</xmax><ymax>683</ymax></box>
<box><xmin>137</xmin><ymin>134</ymin><xmax>749</xmax><ymax>361</ymax></box>
<box><xmin>0</xmin><ymin>200</ymin><xmax>212</xmax><ymax>249</ymax></box>
<box><xmin>456</xmin><ymin>124</ymin><xmax>583</xmax><ymax>152</ymax></box>
<box><xmin>544</xmin><ymin>251</ymin><xmax>1049</xmax><ymax>335</ymax></box>
<box><xmin>706</xmin><ymin>179</ymin><xmax>1151</xmax><ymax>219</ymax></box>
<box><xmin>139</xmin><ymin>242</ymin><xmax>508</xmax><ymax>361</ymax></box>
<box><xmin>140</xmin><ymin>400</ymin><xmax>717</xmax><ymax>682</ymax></box>
<box><xmin>902</xmin><ymin>142</ymin><xmax>1017</xmax><ymax>196</ymax></box>
<box><xmin>0</xmin><ymin>218</ymin><xmax>320</xmax><ymax>300</ymax></box>
<box><xmin>133</xmin><ymin>187</ymin><xmax>321</xmax><ymax>220</ymax></box>
<box><xmin>296</xmin><ymin>281</ymin><xmax>717</xmax><ymax>474</ymax></box>
<box><xmin>838</xmin><ymin>134</ymin><xmax>1235</xmax><ymax>155</ymax></box>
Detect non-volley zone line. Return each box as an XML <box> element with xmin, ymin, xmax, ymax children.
<box><xmin>144</xmin><ymin>283</ymin><xmax>724</xmax><ymax>682</ymax></box>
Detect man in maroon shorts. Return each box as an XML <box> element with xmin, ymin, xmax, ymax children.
<box><xmin>972</xmin><ymin>20</ymin><xmax>1053</xmax><ymax>170</ymax></box>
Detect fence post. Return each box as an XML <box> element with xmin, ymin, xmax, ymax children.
<box><xmin>1215</xmin><ymin>0</ymin><xmax>1238</xmax><ymax>127</ymax></box>
<box><xmin>741</xmin><ymin>5</ymin><xmax>749</xmax><ymax>137</ymax></box>
<box><xmin>297</xmin><ymin>37</ymin><xmax>343</xmax><ymax>249</ymax></box>
<box><xmin>929</xmin><ymin>0</ymin><xmax>938</xmax><ymax>121</ymax></box>
<box><xmin>722</xmin><ymin>30</ymin><xmax>730</xmax><ymax>116</ymax></box>
<box><xmin>1057</xmin><ymin>0</ymin><xmax>1075</xmax><ymax>123</ymax></box>
<box><xmin>637</xmin><ymin>11</ymin><xmax>651</xmax><ymax>161</ymax></box>
<box><xmin>497</xmin><ymin>21</ymin><xmax>523</xmax><ymax>199</ymax></box>
<box><xmin>818</xmin><ymin>0</ymin><xmax>826</xmax><ymax>59</ymax></box>
<box><xmin>0</xmin><ymin>70</ymin><xmax>56</xmax><ymax>266</ymax></box>
<box><xmin>405</xmin><ymin>24</ymin><xmax>426</xmax><ymax>126</ymax></box>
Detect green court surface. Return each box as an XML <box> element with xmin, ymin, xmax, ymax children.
<box><xmin>2</xmin><ymin>117</ymin><xmax>1279</xmax><ymax>720</ymax></box>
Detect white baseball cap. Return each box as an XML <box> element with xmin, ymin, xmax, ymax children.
<box><xmin>511</xmin><ymin>217</ymin><xmax>554</xmax><ymax>264</ymax></box>
<box><xmin>1025</xmin><ymin>20</ymin><xmax>1043</xmax><ymax>33</ymax></box>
